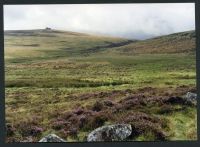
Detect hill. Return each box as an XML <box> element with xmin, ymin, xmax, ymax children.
<box><xmin>105</xmin><ymin>30</ymin><xmax>195</xmax><ymax>55</ymax></box>
<box><xmin>5</xmin><ymin>29</ymin><xmax>195</xmax><ymax>63</ymax></box>
<box><xmin>4</xmin><ymin>29</ymin><xmax>134</xmax><ymax>63</ymax></box>
<box><xmin>5</xmin><ymin>29</ymin><xmax>197</xmax><ymax>142</ymax></box>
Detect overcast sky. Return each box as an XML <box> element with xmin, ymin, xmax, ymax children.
<box><xmin>4</xmin><ymin>3</ymin><xmax>195</xmax><ymax>39</ymax></box>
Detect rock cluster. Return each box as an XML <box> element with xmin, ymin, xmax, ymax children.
<box><xmin>39</xmin><ymin>124</ymin><xmax>132</xmax><ymax>142</ymax></box>
<box><xmin>38</xmin><ymin>92</ymin><xmax>197</xmax><ymax>142</ymax></box>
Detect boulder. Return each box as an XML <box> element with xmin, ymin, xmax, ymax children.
<box><xmin>87</xmin><ymin>124</ymin><xmax>132</xmax><ymax>142</ymax></box>
<box><xmin>39</xmin><ymin>134</ymin><xmax>66</xmax><ymax>142</ymax></box>
<box><xmin>184</xmin><ymin>92</ymin><xmax>197</xmax><ymax>105</ymax></box>
<box><xmin>185</xmin><ymin>92</ymin><xmax>197</xmax><ymax>100</ymax></box>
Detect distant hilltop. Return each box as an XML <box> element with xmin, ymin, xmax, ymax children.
<box><xmin>45</xmin><ymin>27</ymin><xmax>52</xmax><ymax>31</ymax></box>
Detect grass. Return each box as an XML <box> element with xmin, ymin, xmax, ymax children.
<box><xmin>165</xmin><ymin>107</ymin><xmax>197</xmax><ymax>140</ymax></box>
<box><xmin>107</xmin><ymin>30</ymin><xmax>195</xmax><ymax>55</ymax></box>
<box><xmin>4</xmin><ymin>29</ymin><xmax>197</xmax><ymax>142</ymax></box>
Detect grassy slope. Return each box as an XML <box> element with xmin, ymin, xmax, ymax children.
<box><xmin>5</xmin><ymin>29</ymin><xmax>130</xmax><ymax>62</ymax></box>
<box><xmin>5</xmin><ymin>29</ymin><xmax>197</xmax><ymax>142</ymax></box>
<box><xmin>105</xmin><ymin>30</ymin><xmax>196</xmax><ymax>55</ymax></box>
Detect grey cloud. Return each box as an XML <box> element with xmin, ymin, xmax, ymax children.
<box><xmin>4</xmin><ymin>3</ymin><xmax>195</xmax><ymax>39</ymax></box>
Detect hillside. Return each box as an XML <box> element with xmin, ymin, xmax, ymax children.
<box><xmin>4</xmin><ymin>29</ymin><xmax>133</xmax><ymax>63</ymax></box>
<box><xmin>5</xmin><ymin>29</ymin><xmax>197</xmax><ymax>142</ymax></box>
<box><xmin>4</xmin><ymin>29</ymin><xmax>196</xmax><ymax>63</ymax></box>
<box><xmin>107</xmin><ymin>30</ymin><xmax>195</xmax><ymax>55</ymax></box>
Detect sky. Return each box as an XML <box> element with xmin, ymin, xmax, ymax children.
<box><xmin>4</xmin><ymin>3</ymin><xmax>195</xmax><ymax>40</ymax></box>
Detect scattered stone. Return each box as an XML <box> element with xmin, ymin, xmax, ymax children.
<box><xmin>45</xmin><ymin>27</ymin><xmax>51</xmax><ymax>30</ymax></box>
<box><xmin>184</xmin><ymin>92</ymin><xmax>197</xmax><ymax>105</ymax></box>
<box><xmin>87</xmin><ymin>124</ymin><xmax>132</xmax><ymax>142</ymax></box>
<box><xmin>39</xmin><ymin>134</ymin><xmax>66</xmax><ymax>142</ymax></box>
<box><xmin>185</xmin><ymin>92</ymin><xmax>197</xmax><ymax>101</ymax></box>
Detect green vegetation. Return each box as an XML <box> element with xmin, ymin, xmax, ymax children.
<box><xmin>5</xmin><ymin>29</ymin><xmax>197</xmax><ymax>142</ymax></box>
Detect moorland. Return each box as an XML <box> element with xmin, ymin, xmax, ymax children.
<box><xmin>5</xmin><ymin>29</ymin><xmax>197</xmax><ymax>142</ymax></box>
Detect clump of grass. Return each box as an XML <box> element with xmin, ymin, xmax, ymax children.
<box><xmin>92</xmin><ymin>101</ymin><xmax>104</xmax><ymax>112</ymax></box>
<box><xmin>82</xmin><ymin>112</ymin><xmax>108</xmax><ymax>130</ymax></box>
<box><xmin>16</xmin><ymin>123</ymin><xmax>44</xmax><ymax>137</ymax></box>
<box><xmin>6</xmin><ymin>124</ymin><xmax>16</xmax><ymax>137</ymax></box>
